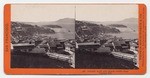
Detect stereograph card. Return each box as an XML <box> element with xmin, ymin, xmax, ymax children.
<box><xmin>4</xmin><ymin>4</ymin><xmax>146</xmax><ymax>74</ymax></box>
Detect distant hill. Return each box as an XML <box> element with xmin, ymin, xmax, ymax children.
<box><xmin>117</xmin><ymin>18</ymin><xmax>138</xmax><ymax>31</ymax></box>
<box><xmin>22</xmin><ymin>18</ymin><xmax>75</xmax><ymax>33</ymax></box>
<box><xmin>43</xmin><ymin>25</ymin><xmax>62</xmax><ymax>28</ymax></box>
<box><xmin>108</xmin><ymin>24</ymin><xmax>127</xmax><ymax>28</ymax></box>
<box><xmin>54</xmin><ymin>18</ymin><xmax>75</xmax><ymax>32</ymax></box>
<box><xmin>92</xmin><ymin>18</ymin><xmax>138</xmax><ymax>32</ymax></box>
<box><xmin>21</xmin><ymin>18</ymin><xmax>137</xmax><ymax>32</ymax></box>
<box><xmin>120</xmin><ymin>18</ymin><xmax>137</xmax><ymax>23</ymax></box>
<box><xmin>56</xmin><ymin>18</ymin><xmax>75</xmax><ymax>24</ymax></box>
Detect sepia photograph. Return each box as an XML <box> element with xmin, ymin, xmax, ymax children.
<box><xmin>10</xmin><ymin>4</ymin><xmax>139</xmax><ymax>69</ymax></box>
<box><xmin>75</xmin><ymin>5</ymin><xmax>139</xmax><ymax>69</ymax></box>
<box><xmin>11</xmin><ymin>4</ymin><xmax>75</xmax><ymax>68</ymax></box>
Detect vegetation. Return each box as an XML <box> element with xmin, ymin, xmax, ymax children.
<box><xmin>11</xmin><ymin>22</ymin><xmax>55</xmax><ymax>43</ymax></box>
<box><xmin>75</xmin><ymin>20</ymin><xmax>120</xmax><ymax>35</ymax></box>
<box><xmin>11</xmin><ymin>22</ymin><xmax>55</xmax><ymax>36</ymax></box>
<box><xmin>75</xmin><ymin>20</ymin><xmax>120</xmax><ymax>42</ymax></box>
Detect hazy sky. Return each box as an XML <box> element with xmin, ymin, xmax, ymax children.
<box><xmin>11</xmin><ymin>4</ymin><xmax>75</xmax><ymax>22</ymax></box>
<box><xmin>76</xmin><ymin>5</ymin><xmax>138</xmax><ymax>21</ymax></box>
<box><xmin>11</xmin><ymin>4</ymin><xmax>138</xmax><ymax>22</ymax></box>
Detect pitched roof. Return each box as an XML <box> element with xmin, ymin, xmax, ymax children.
<box><xmin>113</xmin><ymin>41</ymin><xmax>125</xmax><ymax>46</ymax></box>
<box><xmin>65</xmin><ymin>43</ymin><xmax>73</xmax><ymax>47</ymax></box>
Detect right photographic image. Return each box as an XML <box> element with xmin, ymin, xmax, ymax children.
<box><xmin>75</xmin><ymin>4</ymin><xmax>139</xmax><ymax>69</ymax></box>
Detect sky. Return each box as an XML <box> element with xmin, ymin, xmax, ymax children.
<box><xmin>11</xmin><ymin>4</ymin><xmax>138</xmax><ymax>22</ymax></box>
<box><xmin>11</xmin><ymin>4</ymin><xmax>75</xmax><ymax>22</ymax></box>
<box><xmin>76</xmin><ymin>4</ymin><xmax>138</xmax><ymax>21</ymax></box>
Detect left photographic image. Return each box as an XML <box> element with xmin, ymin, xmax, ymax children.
<box><xmin>11</xmin><ymin>4</ymin><xmax>75</xmax><ymax>68</ymax></box>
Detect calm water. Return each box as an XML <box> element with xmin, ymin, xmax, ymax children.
<box><xmin>43</xmin><ymin>28</ymin><xmax>75</xmax><ymax>39</ymax></box>
<box><xmin>107</xmin><ymin>32</ymin><xmax>138</xmax><ymax>39</ymax></box>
